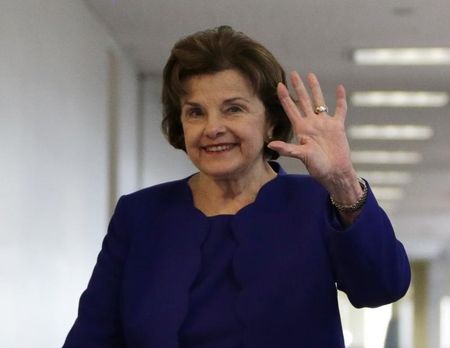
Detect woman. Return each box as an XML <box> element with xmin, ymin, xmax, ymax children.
<box><xmin>64</xmin><ymin>26</ymin><xmax>410</xmax><ymax>347</ymax></box>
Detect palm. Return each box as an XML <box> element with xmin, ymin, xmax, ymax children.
<box><xmin>268</xmin><ymin>72</ymin><xmax>355</xmax><ymax>192</ymax></box>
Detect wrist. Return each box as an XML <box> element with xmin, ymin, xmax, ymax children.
<box><xmin>326</xmin><ymin>171</ymin><xmax>362</xmax><ymax>203</ymax></box>
<box><xmin>330</xmin><ymin>177</ymin><xmax>368</xmax><ymax>213</ymax></box>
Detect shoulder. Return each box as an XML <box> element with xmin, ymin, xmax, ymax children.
<box><xmin>123</xmin><ymin>177</ymin><xmax>189</xmax><ymax>201</ymax></box>
<box><xmin>255</xmin><ymin>172</ymin><xmax>329</xmax><ymax>213</ymax></box>
<box><xmin>271</xmin><ymin>161</ymin><xmax>327</xmax><ymax>197</ymax></box>
<box><xmin>277</xmin><ymin>173</ymin><xmax>327</xmax><ymax>197</ymax></box>
<box><xmin>114</xmin><ymin>177</ymin><xmax>191</xmax><ymax>216</ymax></box>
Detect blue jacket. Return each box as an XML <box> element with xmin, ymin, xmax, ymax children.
<box><xmin>63</xmin><ymin>165</ymin><xmax>410</xmax><ymax>347</ymax></box>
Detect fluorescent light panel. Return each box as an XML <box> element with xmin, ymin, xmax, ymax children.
<box><xmin>354</xmin><ymin>48</ymin><xmax>450</xmax><ymax>65</ymax></box>
<box><xmin>358</xmin><ymin>171</ymin><xmax>413</xmax><ymax>185</ymax></box>
<box><xmin>351</xmin><ymin>151</ymin><xmax>422</xmax><ymax>164</ymax></box>
<box><xmin>351</xmin><ymin>91</ymin><xmax>449</xmax><ymax>107</ymax></box>
<box><xmin>349</xmin><ymin>125</ymin><xmax>434</xmax><ymax>140</ymax></box>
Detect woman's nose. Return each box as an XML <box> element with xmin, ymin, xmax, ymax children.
<box><xmin>204</xmin><ymin>114</ymin><xmax>226</xmax><ymax>139</ymax></box>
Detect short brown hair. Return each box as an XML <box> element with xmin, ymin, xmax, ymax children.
<box><xmin>161</xmin><ymin>25</ymin><xmax>292</xmax><ymax>160</ymax></box>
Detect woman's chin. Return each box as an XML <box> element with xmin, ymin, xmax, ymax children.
<box><xmin>199</xmin><ymin>166</ymin><xmax>241</xmax><ymax>180</ymax></box>
<box><xmin>196</xmin><ymin>159</ymin><xmax>266</xmax><ymax>182</ymax></box>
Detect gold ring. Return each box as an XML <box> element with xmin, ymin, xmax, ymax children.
<box><xmin>314</xmin><ymin>105</ymin><xmax>328</xmax><ymax>114</ymax></box>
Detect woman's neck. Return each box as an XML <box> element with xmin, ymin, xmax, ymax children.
<box><xmin>189</xmin><ymin>161</ymin><xmax>277</xmax><ymax>216</ymax></box>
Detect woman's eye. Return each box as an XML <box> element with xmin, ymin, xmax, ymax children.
<box><xmin>227</xmin><ymin>106</ymin><xmax>243</xmax><ymax>113</ymax></box>
<box><xmin>186</xmin><ymin>108</ymin><xmax>203</xmax><ymax>118</ymax></box>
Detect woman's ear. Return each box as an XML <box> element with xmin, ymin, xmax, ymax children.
<box><xmin>265</xmin><ymin>123</ymin><xmax>274</xmax><ymax>142</ymax></box>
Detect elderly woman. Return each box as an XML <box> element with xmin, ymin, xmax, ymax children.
<box><xmin>64</xmin><ymin>26</ymin><xmax>410</xmax><ymax>347</ymax></box>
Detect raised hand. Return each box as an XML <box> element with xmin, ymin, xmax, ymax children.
<box><xmin>268</xmin><ymin>71</ymin><xmax>362</xmax><ymax>203</ymax></box>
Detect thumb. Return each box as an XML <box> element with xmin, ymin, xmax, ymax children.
<box><xmin>267</xmin><ymin>141</ymin><xmax>306</xmax><ymax>162</ymax></box>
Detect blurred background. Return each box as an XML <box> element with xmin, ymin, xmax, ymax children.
<box><xmin>1</xmin><ymin>1</ymin><xmax>450</xmax><ymax>347</ymax></box>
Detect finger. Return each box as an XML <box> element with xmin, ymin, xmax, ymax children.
<box><xmin>291</xmin><ymin>71</ymin><xmax>314</xmax><ymax>116</ymax></box>
<box><xmin>277</xmin><ymin>82</ymin><xmax>303</xmax><ymax>128</ymax></box>
<box><xmin>335</xmin><ymin>84</ymin><xmax>348</xmax><ymax>121</ymax></box>
<box><xmin>267</xmin><ymin>140</ymin><xmax>306</xmax><ymax>162</ymax></box>
<box><xmin>307</xmin><ymin>73</ymin><xmax>326</xmax><ymax>110</ymax></box>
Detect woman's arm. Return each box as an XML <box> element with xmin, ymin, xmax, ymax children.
<box><xmin>326</xmin><ymin>186</ymin><xmax>411</xmax><ymax>308</ymax></box>
<box><xmin>268</xmin><ymin>71</ymin><xmax>411</xmax><ymax>306</ymax></box>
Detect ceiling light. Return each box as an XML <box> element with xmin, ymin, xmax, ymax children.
<box><xmin>349</xmin><ymin>125</ymin><xmax>434</xmax><ymax>140</ymax></box>
<box><xmin>357</xmin><ymin>171</ymin><xmax>413</xmax><ymax>185</ymax></box>
<box><xmin>351</xmin><ymin>91</ymin><xmax>449</xmax><ymax>107</ymax></box>
<box><xmin>371</xmin><ymin>187</ymin><xmax>405</xmax><ymax>200</ymax></box>
<box><xmin>351</xmin><ymin>151</ymin><xmax>422</xmax><ymax>164</ymax></box>
<box><xmin>353</xmin><ymin>48</ymin><xmax>450</xmax><ymax>65</ymax></box>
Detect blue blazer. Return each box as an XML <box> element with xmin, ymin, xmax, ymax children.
<box><xmin>63</xmin><ymin>165</ymin><xmax>410</xmax><ymax>347</ymax></box>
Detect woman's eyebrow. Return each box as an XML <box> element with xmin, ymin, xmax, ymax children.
<box><xmin>223</xmin><ymin>97</ymin><xmax>250</xmax><ymax>104</ymax></box>
<box><xmin>182</xmin><ymin>101</ymin><xmax>201</xmax><ymax>107</ymax></box>
<box><xmin>182</xmin><ymin>97</ymin><xmax>250</xmax><ymax>106</ymax></box>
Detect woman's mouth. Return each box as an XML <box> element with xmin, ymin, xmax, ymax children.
<box><xmin>203</xmin><ymin>144</ymin><xmax>236</xmax><ymax>153</ymax></box>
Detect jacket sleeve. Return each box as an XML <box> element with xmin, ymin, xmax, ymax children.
<box><xmin>325</xmin><ymin>184</ymin><xmax>411</xmax><ymax>308</ymax></box>
<box><xmin>63</xmin><ymin>197</ymin><xmax>130</xmax><ymax>347</ymax></box>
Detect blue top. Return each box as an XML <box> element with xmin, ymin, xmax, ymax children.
<box><xmin>63</xmin><ymin>163</ymin><xmax>411</xmax><ymax>348</ymax></box>
<box><xmin>178</xmin><ymin>215</ymin><xmax>243</xmax><ymax>347</ymax></box>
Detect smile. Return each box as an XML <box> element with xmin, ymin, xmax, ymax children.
<box><xmin>203</xmin><ymin>144</ymin><xmax>236</xmax><ymax>153</ymax></box>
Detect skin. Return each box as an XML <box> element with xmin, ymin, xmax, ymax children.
<box><xmin>181</xmin><ymin>69</ymin><xmax>276</xmax><ymax>216</ymax></box>
<box><xmin>181</xmin><ymin>69</ymin><xmax>362</xmax><ymax>224</ymax></box>
<box><xmin>268</xmin><ymin>71</ymin><xmax>363</xmax><ymax>225</ymax></box>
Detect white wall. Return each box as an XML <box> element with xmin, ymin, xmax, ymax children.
<box><xmin>0</xmin><ymin>1</ymin><xmax>138</xmax><ymax>347</ymax></box>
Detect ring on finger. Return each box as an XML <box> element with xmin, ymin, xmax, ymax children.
<box><xmin>314</xmin><ymin>105</ymin><xmax>328</xmax><ymax>114</ymax></box>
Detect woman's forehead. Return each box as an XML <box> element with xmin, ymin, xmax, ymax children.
<box><xmin>181</xmin><ymin>69</ymin><xmax>257</xmax><ymax>102</ymax></box>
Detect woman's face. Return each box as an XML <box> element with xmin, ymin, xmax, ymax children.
<box><xmin>180</xmin><ymin>69</ymin><xmax>272</xmax><ymax>180</ymax></box>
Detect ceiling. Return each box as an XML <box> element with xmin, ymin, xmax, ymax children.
<box><xmin>85</xmin><ymin>0</ymin><xmax>450</xmax><ymax>259</ymax></box>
